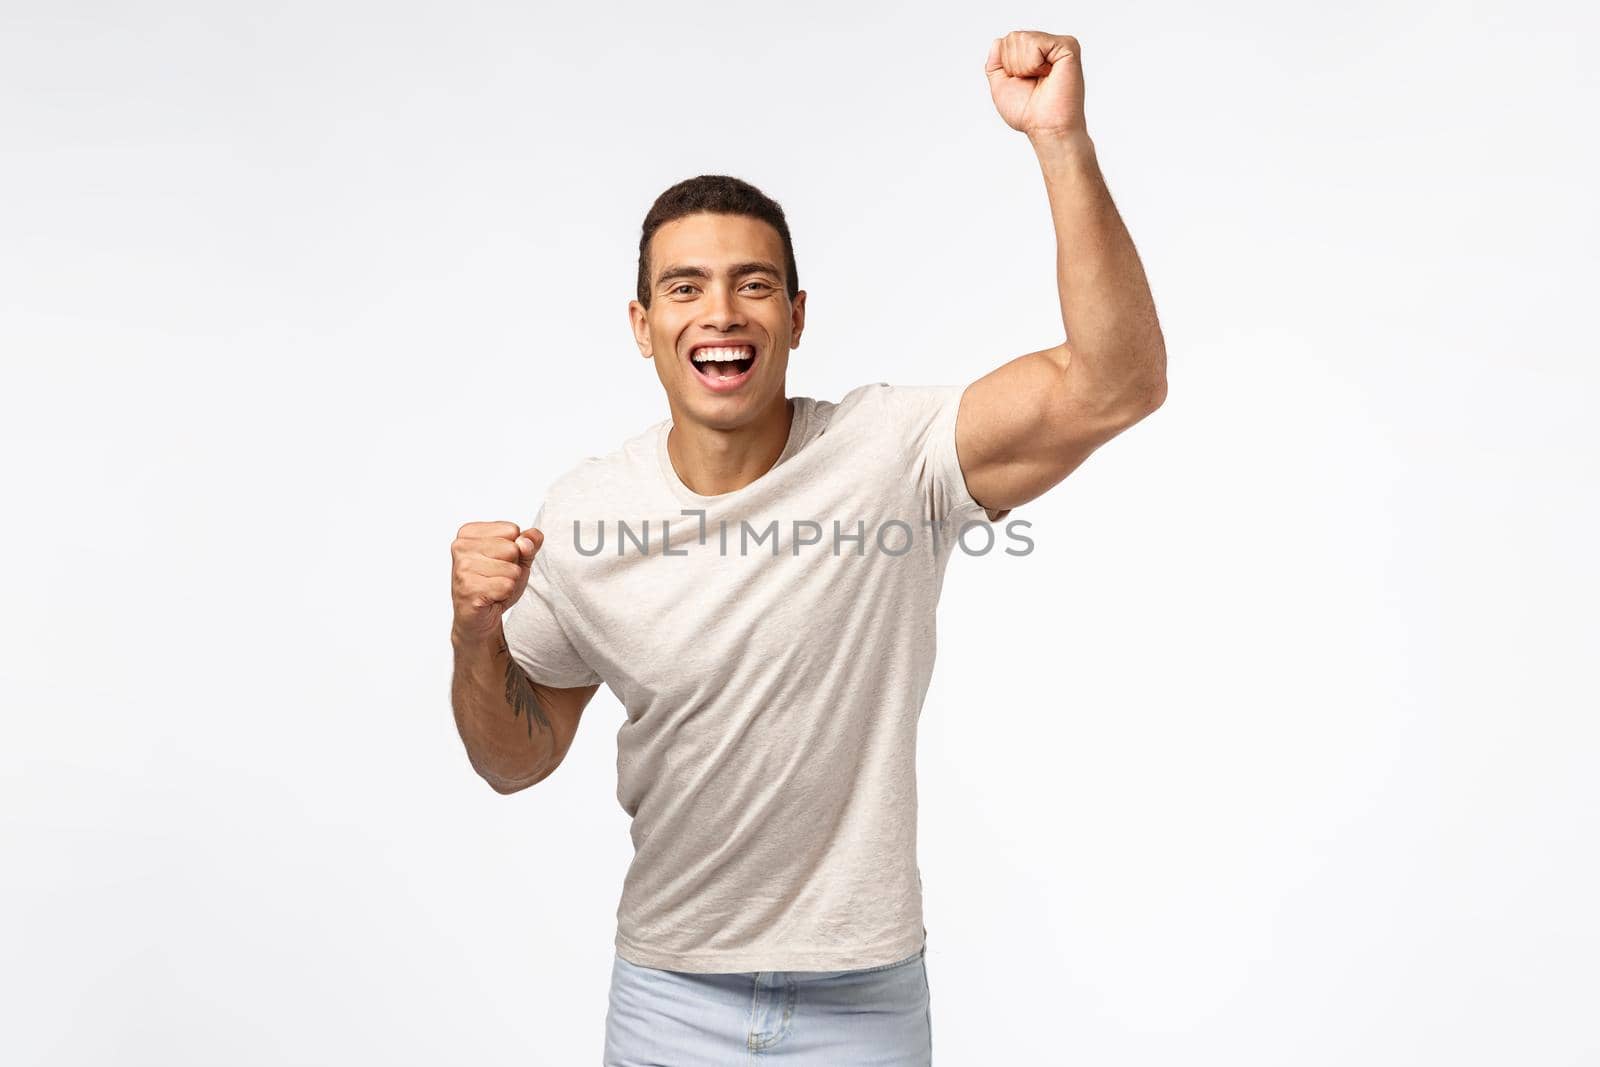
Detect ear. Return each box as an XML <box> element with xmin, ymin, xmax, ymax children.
<box><xmin>627</xmin><ymin>299</ymin><xmax>652</xmax><ymax>358</ymax></box>
<box><xmin>790</xmin><ymin>289</ymin><xmax>806</xmax><ymax>347</ymax></box>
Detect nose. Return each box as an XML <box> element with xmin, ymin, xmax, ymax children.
<box><xmin>698</xmin><ymin>281</ymin><xmax>746</xmax><ymax>332</ymax></box>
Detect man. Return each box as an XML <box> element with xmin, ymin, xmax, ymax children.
<box><xmin>449</xmin><ymin>30</ymin><xmax>1165</xmax><ymax>1064</ymax></box>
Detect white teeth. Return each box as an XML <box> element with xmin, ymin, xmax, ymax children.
<box><xmin>691</xmin><ymin>345</ymin><xmax>754</xmax><ymax>363</ymax></box>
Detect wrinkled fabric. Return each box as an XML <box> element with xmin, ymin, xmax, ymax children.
<box><xmin>502</xmin><ymin>383</ymin><xmax>1010</xmax><ymax>972</ymax></box>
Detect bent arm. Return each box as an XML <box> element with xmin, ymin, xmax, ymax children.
<box><xmin>957</xmin><ymin>131</ymin><xmax>1167</xmax><ymax>515</ymax></box>
<box><xmin>450</xmin><ymin>621</ymin><xmax>599</xmax><ymax>794</ymax></box>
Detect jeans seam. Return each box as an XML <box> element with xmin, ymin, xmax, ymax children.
<box><xmin>746</xmin><ymin>972</ymin><xmax>764</xmax><ymax>1054</ymax></box>
<box><xmin>746</xmin><ymin>974</ymin><xmax>797</xmax><ymax>1053</ymax></box>
<box><xmin>854</xmin><ymin>950</ymin><xmax>921</xmax><ymax>975</ymax></box>
<box><xmin>923</xmin><ymin>950</ymin><xmax>932</xmax><ymax>1062</ymax></box>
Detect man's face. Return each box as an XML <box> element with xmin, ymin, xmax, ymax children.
<box><xmin>629</xmin><ymin>212</ymin><xmax>806</xmax><ymax>431</ymax></box>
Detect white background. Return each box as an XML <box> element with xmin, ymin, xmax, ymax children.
<box><xmin>4</xmin><ymin>1</ymin><xmax>1596</xmax><ymax>1064</ymax></box>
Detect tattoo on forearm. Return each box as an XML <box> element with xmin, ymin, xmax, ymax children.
<box><xmin>499</xmin><ymin>638</ymin><xmax>553</xmax><ymax>741</ymax></box>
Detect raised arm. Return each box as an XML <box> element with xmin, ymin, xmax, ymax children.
<box><xmin>956</xmin><ymin>31</ymin><xmax>1168</xmax><ymax>516</ymax></box>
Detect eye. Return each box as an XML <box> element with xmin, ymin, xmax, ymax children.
<box><xmin>670</xmin><ymin>284</ymin><xmax>696</xmax><ymax>295</ymax></box>
<box><xmin>743</xmin><ymin>281</ymin><xmax>773</xmax><ymax>292</ymax></box>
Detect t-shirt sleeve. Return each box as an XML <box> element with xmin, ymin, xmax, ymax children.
<box><xmin>499</xmin><ymin>507</ymin><xmax>604</xmax><ymax>689</ymax></box>
<box><xmin>874</xmin><ymin>382</ymin><xmax>1013</xmax><ymax>526</ymax></box>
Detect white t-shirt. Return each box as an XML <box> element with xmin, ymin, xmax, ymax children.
<box><xmin>501</xmin><ymin>382</ymin><xmax>1012</xmax><ymax>972</ymax></box>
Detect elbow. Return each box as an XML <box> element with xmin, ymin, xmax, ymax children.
<box><xmin>1150</xmin><ymin>341</ymin><xmax>1169</xmax><ymax>406</ymax></box>
<box><xmin>1141</xmin><ymin>372</ymin><xmax>1168</xmax><ymax>415</ymax></box>
<box><xmin>1068</xmin><ymin>344</ymin><xmax>1167</xmax><ymax>433</ymax></box>
<box><xmin>484</xmin><ymin>761</ymin><xmax>555</xmax><ymax>795</ymax></box>
<box><xmin>1137</xmin><ymin>342</ymin><xmax>1168</xmax><ymax>413</ymax></box>
<box><xmin>487</xmin><ymin>776</ymin><xmax>524</xmax><ymax>796</ymax></box>
<box><xmin>1095</xmin><ymin>373</ymin><xmax>1167</xmax><ymax>436</ymax></box>
<box><xmin>1116</xmin><ymin>347</ymin><xmax>1168</xmax><ymax>421</ymax></box>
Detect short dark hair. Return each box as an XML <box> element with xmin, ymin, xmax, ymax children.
<box><xmin>635</xmin><ymin>175</ymin><xmax>800</xmax><ymax>309</ymax></box>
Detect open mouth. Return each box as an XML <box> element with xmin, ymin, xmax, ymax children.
<box><xmin>688</xmin><ymin>344</ymin><xmax>757</xmax><ymax>390</ymax></box>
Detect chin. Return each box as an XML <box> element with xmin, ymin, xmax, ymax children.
<box><xmin>679</xmin><ymin>384</ymin><xmax>777</xmax><ymax>430</ymax></box>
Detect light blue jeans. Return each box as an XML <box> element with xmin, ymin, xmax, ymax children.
<box><xmin>603</xmin><ymin>944</ymin><xmax>932</xmax><ymax>1065</ymax></box>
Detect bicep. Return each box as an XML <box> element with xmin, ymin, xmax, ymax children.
<box><xmin>955</xmin><ymin>342</ymin><xmax>1131</xmax><ymax>514</ymax></box>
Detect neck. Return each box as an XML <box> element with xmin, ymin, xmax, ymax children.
<box><xmin>666</xmin><ymin>394</ymin><xmax>794</xmax><ymax>496</ymax></box>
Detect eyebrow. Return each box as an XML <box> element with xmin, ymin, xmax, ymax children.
<box><xmin>655</xmin><ymin>260</ymin><xmax>784</xmax><ymax>290</ymax></box>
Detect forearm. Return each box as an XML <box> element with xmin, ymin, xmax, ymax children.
<box><xmin>450</xmin><ymin>623</ymin><xmax>556</xmax><ymax>793</ymax></box>
<box><xmin>1030</xmin><ymin>130</ymin><xmax>1167</xmax><ymax>408</ymax></box>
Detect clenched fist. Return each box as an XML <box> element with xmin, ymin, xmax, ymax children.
<box><xmin>450</xmin><ymin>521</ymin><xmax>543</xmax><ymax>641</ymax></box>
<box><xmin>985</xmin><ymin>30</ymin><xmax>1086</xmax><ymax>139</ymax></box>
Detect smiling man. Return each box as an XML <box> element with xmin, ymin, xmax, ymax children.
<box><xmin>449</xmin><ymin>30</ymin><xmax>1166</xmax><ymax>1065</ymax></box>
